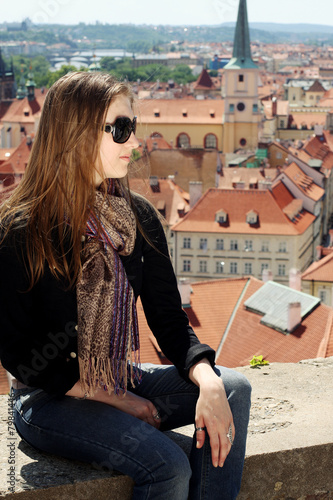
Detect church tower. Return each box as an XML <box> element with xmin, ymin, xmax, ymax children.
<box><xmin>222</xmin><ymin>0</ymin><xmax>260</xmax><ymax>153</ymax></box>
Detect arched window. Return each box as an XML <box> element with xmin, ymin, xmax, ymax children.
<box><xmin>204</xmin><ymin>133</ymin><xmax>217</xmax><ymax>149</ymax></box>
<box><xmin>177</xmin><ymin>133</ymin><xmax>190</xmax><ymax>148</ymax></box>
<box><xmin>150</xmin><ymin>132</ymin><xmax>163</xmax><ymax>138</ymax></box>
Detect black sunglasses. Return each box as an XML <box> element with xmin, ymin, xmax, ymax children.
<box><xmin>104</xmin><ymin>116</ymin><xmax>137</xmax><ymax>144</ymax></box>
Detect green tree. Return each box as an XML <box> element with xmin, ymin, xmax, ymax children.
<box><xmin>46</xmin><ymin>65</ymin><xmax>86</xmax><ymax>87</ymax></box>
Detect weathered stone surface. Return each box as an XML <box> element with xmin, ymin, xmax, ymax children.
<box><xmin>0</xmin><ymin>358</ymin><xmax>332</xmax><ymax>499</ymax></box>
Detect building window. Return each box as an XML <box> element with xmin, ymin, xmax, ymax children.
<box><xmin>244</xmin><ymin>263</ymin><xmax>252</xmax><ymax>275</ymax></box>
<box><xmin>237</xmin><ymin>102</ymin><xmax>245</xmax><ymax>111</ymax></box>
<box><xmin>199</xmin><ymin>238</ymin><xmax>208</xmax><ymax>250</ymax></box>
<box><xmin>261</xmin><ymin>241</ymin><xmax>269</xmax><ymax>252</ymax></box>
<box><xmin>238</xmin><ymin>74</ymin><xmax>244</xmax><ymax>82</ymax></box>
<box><xmin>169</xmin><ymin>248</ymin><xmax>173</xmax><ymax>259</ymax></box>
<box><xmin>204</xmin><ymin>134</ymin><xmax>217</xmax><ymax>149</ymax></box>
<box><xmin>319</xmin><ymin>290</ymin><xmax>327</xmax><ymax>303</ymax></box>
<box><xmin>199</xmin><ymin>260</ymin><xmax>207</xmax><ymax>273</ymax></box>
<box><xmin>278</xmin><ymin>242</ymin><xmax>287</xmax><ymax>253</ymax></box>
<box><xmin>229</xmin><ymin>104</ymin><xmax>235</xmax><ymax>112</ymax></box>
<box><xmin>216</xmin><ymin>239</ymin><xmax>224</xmax><ymax>250</ymax></box>
<box><xmin>261</xmin><ymin>263</ymin><xmax>269</xmax><ymax>274</ymax></box>
<box><xmin>253</xmin><ymin>104</ymin><xmax>258</xmax><ymax>112</ymax></box>
<box><xmin>230</xmin><ymin>240</ymin><xmax>238</xmax><ymax>251</ymax></box>
<box><xmin>279</xmin><ymin>120</ymin><xmax>284</xmax><ymax>129</ymax></box>
<box><xmin>278</xmin><ymin>264</ymin><xmax>286</xmax><ymax>276</ymax></box>
<box><xmin>240</xmin><ymin>138</ymin><xmax>247</xmax><ymax>147</ymax></box>
<box><xmin>230</xmin><ymin>262</ymin><xmax>238</xmax><ymax>274</ymax></box>
<box><xmin>244</xmin><ymin>240</ymin><xmax>253</xmax><ymax>252</ymax></box>
<box><xmin>216</xmin><ymin>261</ymin><xmax>224</xmax><ymax>274</ymax></box>
<box><xmin>177</xmin><ymin>133</ymin><xmax>190</xmax><ymax>148</ymax></box>
<box><xmin>183</xmin><ymin>237</ymin><xmax>191</xmax><ymax>249</ymax></box>
<box><xmin>276</xmin><ymin>151</ymin><xmax>282</xmax><ymax>159</ymax></box>
<box><xmin>183</xmin><ymin>260</ymin><xmax>191</xmax><ymax>272</ymax></box>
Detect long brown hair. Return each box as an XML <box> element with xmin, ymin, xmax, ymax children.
<box><xmin>0</xmin><ymin>72</ymin><xmax>135</xmax><ymax>288</ymax></box>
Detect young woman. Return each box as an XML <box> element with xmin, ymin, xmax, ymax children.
<box><xmin>0</xmin><ymin>72</ymin><xmax>251</xmax><ymax>500</ymax></box>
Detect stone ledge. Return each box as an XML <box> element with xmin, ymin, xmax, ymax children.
<box><xmin>1</xmin><ymin>358</ymin><xmax>332</xmax><ymax>500</ymax></box>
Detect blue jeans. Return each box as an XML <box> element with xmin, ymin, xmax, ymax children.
<box><xmin>13</xmin><ymin>364</ymin><xmax>251</xmax><ymax>500</ymax></box>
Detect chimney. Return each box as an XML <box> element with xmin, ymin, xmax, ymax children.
<box><xmin>189</xmin><ymin>181</ymin><xmax>203</xmax><ymax>209</ymax></box>
<box><xmin>149</xmin><ymin>175</ymin><xmax>160</xmax><ymax>192</ymax></box>
<box><xmin>262</xmin><ymin>268</ymin><xmax>273</xmax><ymax>283</ymax></box>
<box><xmin>178</xmin><ymin>278</ymin><xmax>192</xmax><ymax>308</ymax></box>
<box><xmin>289</xmin><ymin>268</ymin><xmax>301</xmax><ymax>291</ymax></box>
<box><xmin>314</xmin><ymin>124</ymin><xmax>324</xmax><ymax>137</ymax></box>
<box><xmin>287</xmin><ymin>302</ymin><xmax>301</xmax><ymax>333</ymax></box>
<box><xmin>272</xmin><ymin>97</ymin><xmax>277</xmax><ymax>117</ymax></box>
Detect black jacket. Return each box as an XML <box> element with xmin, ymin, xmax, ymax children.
<box><xmin>0</xmin><ymin>197</ymin><xmax>215</xmax><ymax>397</ymax></box>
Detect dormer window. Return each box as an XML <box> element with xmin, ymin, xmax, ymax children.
<box><xmin>182</xmin><ymin>109</ymin><xmax>187</xmax><ymax>117</ymax></box>
<box><xmin>246</xmin><ymin>210</ymin><xmax>258</xmax><ymax>225</ymax></box>
<box><xmin>154</xmin><ymin>109</ymin><xmax>160</xmax><ymax>117</ymax></box>
<box><xmin>215</xmin><ymin>209</ymin><xmax>227</xmax><ymax>224</ymax></box>
<box><xmin>210</xmin><ymin>109</ymin><xmax>215</xmax><ymax>118</ymax></box>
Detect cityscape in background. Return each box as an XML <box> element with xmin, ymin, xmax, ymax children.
<box><xmin>1</xmin><ymin>0</ymin><xmax>332</xmax><ymax>382</ymax></box>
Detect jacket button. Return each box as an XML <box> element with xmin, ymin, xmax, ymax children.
<box><xmin>70</xmin><ymin>352</ymin><xmax>77</xmax><ymax>359</ymax></box>
<box><xmin>75</xmin><ymin>325</ymin><xmax>78</xmax><ymax>331</ymax></box>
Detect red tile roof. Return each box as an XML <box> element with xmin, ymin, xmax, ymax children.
<box><xmin>1</xmin><ymin>89</ymin><xmax>46</xmax><ymax>124</ymax></box>
<box><xmin>302</xmin><ymin>252</ymin><xmax>333</xmax><ymax>282</ymax></box>
<box><xmin>193</xmin><ymin>69</ymin><xmax>216</xmax><ymax>90</ymax></box>
<box><xmin>289</xmin><ymin>112</ymin><xmax>327</xmax><ymax>130</ymax></box>
<box><xmin>129</xmin><ymin>177</ymin><xmax>189</xmax><ymax>226</ymax></box>
<box><xmin>282</xmin><ymin>162</ymin><xmax>325</xmax><ymax>201</ymax></box>
<box><xmin>136</xmin><ymin>99</ymin><xmax>224</xmax><ymax>125</ymax></box>
<box><xmin>172</xmin><ymin>188</ymin><xmax>315</xmax><ymax>236</ymax></box>
<box><xmin>215</xmin><ymin>278</ymin><xmax>332</xmax><ymax>367</ymax></box>
<box><xmin>0</xmin><ymin>137</ymin><xmax>32</xmax><ymax>175</ymax></box>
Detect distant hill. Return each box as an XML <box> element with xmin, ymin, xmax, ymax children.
<box><xmin>223</xmin><ymin>22</ymin><xmax>333</xmax><ymax>34</ymax></box>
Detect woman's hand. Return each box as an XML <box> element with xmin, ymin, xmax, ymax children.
<box><xmin>66</xmin><ymin>382</ymin><xmax>161</xmax><ymax>428</ymax></box>
<box><xmin>189</xmin><ymin>359</ymin><xmax>235</xmax><ymax>468</ymax></box>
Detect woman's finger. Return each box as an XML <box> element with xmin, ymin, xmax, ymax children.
<box><xmin>195</xmin><ymin>426</ymin><xmax>206</xmax><ymax>448</ymax></box>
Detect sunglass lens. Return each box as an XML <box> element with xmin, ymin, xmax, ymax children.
<box><xmin>113</xmin><ymin>117</ymin><xmax>135</xmax><ymax>144</ymax></box>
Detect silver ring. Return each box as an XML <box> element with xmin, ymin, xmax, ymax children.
<box><xmin>153</xmin><ymin>411</ymin><xmax>161</xmax><ymax>420</ymax></box>
<box><xmin>227</xmin><ymin>425</ymin><xmax>233</xmax><ymax>445</ymax></box>
<box><xmin>195</xmin><ymin>427</ymin><xmax>205</xmax><ymax>432</ymax></box>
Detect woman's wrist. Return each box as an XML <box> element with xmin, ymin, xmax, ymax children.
<box><xmin>189</xmin><ymin>358</ymin><xmax>223</xmax><ymax>390</ymax></box>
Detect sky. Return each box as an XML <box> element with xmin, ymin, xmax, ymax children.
<box><xmin>3</xmin><ymin>0</ymin><xmax>333</xmax><ymax>27</ymax></box>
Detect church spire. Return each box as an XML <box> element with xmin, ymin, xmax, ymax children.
<box><xmin>224</xmin><ymin>0</ymin><xmax>257</xmax><ymax>70</ymax></box>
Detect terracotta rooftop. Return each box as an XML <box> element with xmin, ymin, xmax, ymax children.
<box><xmin>289</xmin><ymin>112</ymin><xmax>327</xmax><ymax>130</ymax></box>
<box><xmin>171</xmin><ymin>188</ymin><xmax>315</xmax><ymax>236</ymax></box>
<box><xmin>138</xmin><ymin>277</ymin><xmax>333</xmax><ymax>368</ymax></box>
<box><xmin>214</xmin><ymin>278</ymin><xmax>333</xmax><ymax>367</ymax></box>
<box><xmin>302</xmin><ymin>252</ymin><xmax>333</xmax><ymax>282</ymax></box>
<box><xmin>0</xmin><ymin>89</ymin><xmax>46</xmax><ymax>124</ymax></box>
<box><xmin>129</xmin><ymin>177</ymin><xmax>189</xmax><ymax>226</ymax></box>
<box><xmin>0</xmin><ymin>137</ymin><xmax>32</xmax><ymax>175</ymax></box>
<box><xmin>282</xmin><ymin>162</ymin><xmax>325</xmax><ymax>201</ymax></box>
<box><xmin>136</xmin><ymin>99</ymin><xmax>224</xmax><ymax>125</ymax></box>
<box><xmin>306</xmin><ymin>80</ymin><xmax>326</xmax><ymax>93</ymax></box>
<box><xmin>302</xmin><ymin>133</ymin><xmax>333</xmax><ymax>172</ymax></box>
<box><xmin>193</xmin><ymin>69</ymin><xmax>216</xmax><ymax>90</ymax></box>
<box><xmin>217</xmin><ymin>167</ymin><xmax>278</xmax><ymax>189</ymax></box>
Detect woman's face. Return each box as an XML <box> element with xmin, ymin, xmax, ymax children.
<box><xmin>95</xmin><ymin>95</ymin><xmax>139</xmax><ymax>186</ymax></box>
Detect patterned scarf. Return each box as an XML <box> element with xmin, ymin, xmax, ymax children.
<box><xmin>76</xmin><ymin>180</ymin><xmax>140</xmax><ymax>396</ymax></box>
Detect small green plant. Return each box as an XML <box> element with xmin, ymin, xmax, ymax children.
<box><xmin>250</xmin><ymin>355</ymin><xmax>269</xmax><ymax>368</ymax></box>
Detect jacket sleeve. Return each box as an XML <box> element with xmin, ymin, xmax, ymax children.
<box><xmin>0</xmin><ymin>230</ymin><xmax>80</xmax><ymax>397</ymax></box>
<box><xmin>135</xmin><ymin>198</ymin><xmax>216</xmax><ymax>381</ymax></box>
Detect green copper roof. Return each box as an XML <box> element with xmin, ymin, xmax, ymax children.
<box><xmin>224</xmin><ymin>0</ymin><xmax>258</xmax><ymax>70</ymax></box>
